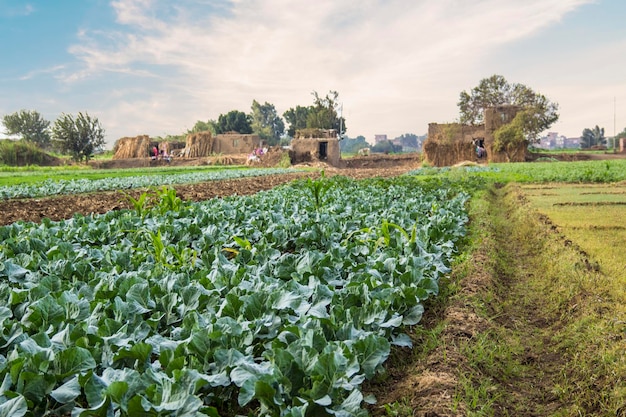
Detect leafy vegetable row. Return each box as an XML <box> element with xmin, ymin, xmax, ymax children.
<box><xmin>0</xmin><ymin>176</ymin><xmax>469</xmax><ymax>416</ymax></box>
<box><xmin>0</xmin><ymin>168</ymin><xmax>301</xmax><ymax>200</ymax></box>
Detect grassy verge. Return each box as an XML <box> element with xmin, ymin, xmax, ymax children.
<box><xmin>454</xmin><ymin>183</ymin><xmax>626</xmax><ymax>416</ymax></box>
<box><xmin>368</xmin><ymin>180</ymin><xmax>625</xmax><ymax>416</ymax></box>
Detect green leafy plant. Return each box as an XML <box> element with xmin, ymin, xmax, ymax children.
<box><xmin>303</xmin><ymin>170</ymin><xmax>333</xmax><ymax>209</ymax></box>
<box><xmin>0</xmin><ymin>176</ymin><xmax>470</xmax><ymax>416</ymax></box>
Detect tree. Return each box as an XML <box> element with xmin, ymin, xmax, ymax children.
<box><xmin>307</xmin><ymin>91</ymin><xmax>346</xmax><ymax>135</ymax></box>
<box><xmin>216</xmin><ymin>110</ymin><xmax>252</xmax><ymax>134</ymax></box>
<box><xmin>393</xmin><ymin>133</ymin><xmax>422</xmax><ymax>149</ymax></box>
<box><xmin>580</xmin><ymin>125</ymin><xmax>606</xmax><ymax>149</ymax></box>
<box><xmin>189</xmin><ymin>120</ymin><xmax>218</xmax><ymax>135</ymax></box>
<box><xmin>371</xmin><ymin>140</ymin><xmax>401</xmax><ymax>154</ymax></box>
<box><xmin>283</xmin><ymin>105</ymin><xmax>311</xmax><ymax>137</ymax></box>
<box><xmin>339</xmin><ymin>135</ymin><xmax>369</xmax><ymax>153</ymax></box>
<box><xmin>283</xmin><ymin>90</ymin><xmax>346</xmax><ymax>138</ymax></box>
<box><xmin>52</xmin><ymin>112</ymin><xmax>105</xmax><ymax>162</ymax></box>
<box><xmin>458</xmin><ymin>74</ymin><xmax>559</xmax><ymax>141</ymax></box>
<box><xmin>2</xmin><ymin>110</ymin><xmax>51</xmax><ymax>148</ymax></box>
<box><xmin>250</xmin><ymin>100</ymin><xmax>285</xmax><ymax>145</ymax></box>
<box><xmin>493</xmin><ymin>109</ymin><xmax>533</xmax><ymax>161</ymax></box>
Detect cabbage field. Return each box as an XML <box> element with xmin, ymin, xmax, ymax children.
<box><xmin>0</xmin><ymin>168</ymin><xmax>300</xmax><ymax>200</ymax></box>
<box><xmin>0</xmin><ymin>175</ymin><xmax>470</xmax><ymax>416</ymax></box>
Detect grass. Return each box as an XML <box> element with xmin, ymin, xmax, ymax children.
<box><xmin>521</xmin><ymin>183</ymin><xmax>626</xmax><ymax>282</ymax></box>
<box><xmin>451</xmin><ymin>182</ymin><xmax>626</xmax><ymax>415</ymax></box>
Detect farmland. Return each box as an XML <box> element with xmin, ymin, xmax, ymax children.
<box><xmin>0</xmin><ymin>160</ymin><xmax>625</xmax><ymax>416</ymax></box>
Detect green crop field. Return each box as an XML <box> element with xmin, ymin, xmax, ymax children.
<box><xmin>1</xmin><ymin>159</ymin><xmax>625</xmax><ymax>416</ymax></box>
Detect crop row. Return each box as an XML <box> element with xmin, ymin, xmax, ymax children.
<box><xmin>0</xmin><ymin>168</ymin><xmax>300</xmax><ymax>200</ymax></box>
<box><xmin>0</xmin><ymin>176</ymin><xmax>469</xmax><ymax>416</ymax></box>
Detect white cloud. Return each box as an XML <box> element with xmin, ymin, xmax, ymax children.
<box><xmin>64</xmin><ymin>0</ymin><xmax>600</xmax><ymax>145</ymax></box>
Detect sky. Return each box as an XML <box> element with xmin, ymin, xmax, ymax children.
<box><xmin>0</xmin><ymin>0</ymin><xmax>624</xmax><ymax>148</ymax></box>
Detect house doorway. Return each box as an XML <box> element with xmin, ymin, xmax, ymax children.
<box><xmin>318</xmin><ymin>141</ymin><xmax>328</xmax><ymax>160</ymax></box>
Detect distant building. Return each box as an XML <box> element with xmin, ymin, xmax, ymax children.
<box><xmin>374</xmin><ymin>134</ymin><xmax>388</xmax><ymax>143</ymax></box>
<box><xmin>536</xmin><ymin>133</ymin><xmax>580</xmax><ymax>150</ymax></box>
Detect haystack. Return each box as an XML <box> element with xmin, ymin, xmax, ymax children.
<box><xmin>182</xmin><ymin>132</ymin><xmax>214</xmax><ymax>158</ymax></box>
<box><xmin>113</xmin><ymin>135</ymin><xmax>151</xmax><ymax>159</ymax></box>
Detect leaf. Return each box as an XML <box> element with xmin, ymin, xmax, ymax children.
<box><xmin>50</xmin><ymin>376</ymin><xmax>81</xmax><ymax>403</ymax></box>
<box><xmin>402</xmin><ymin>304</ymin><xmax>424</xmax><ymax>326</ymax></box>
<box><xmin>336</xmin><ymin>389</ymin><xmax>364</xmax><ymax>415</ymax></box>
<box><xmin>354</xmin><ymin>336</ymin><xmax>390</xmax><ymax>379</ymax></box>
<box><xmin>0</xmin><ymin>394</ymin><xmax>27</xmax><ymax>417</ymax></box>
<box><xmin>1</xmin><ymin>261</ymin><xmax>28</xmax><ymax>283</ymax></box>
<box><xmin>106</xmin><ymin>381</ymin><xmax>128</xmax><ymax>404</ymax></box>
<box><xmin>391</xmin><ymin>333</ymin><xmax>413</xmax><ymax>348</ymax></box>
<box><xmin>55</xmin><ymin>347</ymin><xmax>97</xmax><ymax>379</ymax></box>
<box><xmin>273</xmin><ymin>291</ymin><xmax>301</xmax><ymax>310</ymax></box>
<box><xmin>126</xmin><ymin>395</ymin><xmax>158</xmax><ymax>417</ymax></box>
<box><xmin>314</xmin><ymin>394</ymin><xmax>332</xmax><ymax>406</ymax></box>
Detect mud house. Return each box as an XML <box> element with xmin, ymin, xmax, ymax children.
<box><xmin>289</xmin><ymin>128</ymin><xmax>341</xmax><ymax>167</ymax></box>
<box><xmin>423</xmin><ymin>105</ymin><xmax>526</xmax><ymax>166</ymax></box>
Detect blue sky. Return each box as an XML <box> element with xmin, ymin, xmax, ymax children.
<box><xmin>1</xmin><ymin>0</ymin><xmax>624</xmax><ymax>148</ymax></box>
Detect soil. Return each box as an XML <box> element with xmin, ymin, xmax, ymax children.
<box><xmin>0</xmin><ymin>164</ymin><xmax>417</xmax><ymax>226</ymax></box>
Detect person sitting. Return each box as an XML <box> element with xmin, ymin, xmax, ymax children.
<box><xmin>473</xmin><ymin>138</ymin><xmax>486</xmax><ymax>159</ymax></box>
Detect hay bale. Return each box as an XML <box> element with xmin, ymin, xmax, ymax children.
<box><xmin>113</xmin><ymin>135</ymin><xmax>151</xmax><ymax>159</ymax></box>
<box><xmin>183</xmin><ymin>132</ymin><xmax>213</xmax><ymax>158</ymax></box>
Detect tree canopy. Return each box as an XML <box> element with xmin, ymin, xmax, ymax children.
<box><xmin>52</xmin><ymin>112</ymin><xmax>105</xmax><ymax>162</ymax></box>
<box><xmin>339</xmin><ymin>135</ymin><xmax>369</xmax><ymax>153</ymax></box>
<box><xmin>2</xmin><ymin>110</ymin><xmax>51</xmax><ymax>148</ymax></box>
<box><xmin>250</xmin><ymin>100</ymin><xmax>285</xmax><ymax>145</ymax></box>
<box><xmin>371</xmin><ymin>140</ymin><xmax>401</xmax><ymax>154</ymax></box>
<box><xmin>283</xmin><ymin>91</ymin><xmax>346</xmax><ymax>138</ymax></box>
<box><xmin>580</xmin><ymin>125</ymin><xmax>606</xmax><ymax>149</ymax></box>
<box><xmin>458</xmin><ymin>74</ymin><xmax>559</xmax><ymax>141</ymax></box>
<box><xmin>189</xmin><ymin>120</ymin><xmax>218</xmax><ymax>135</ymax></box>
<box><xmin>216</xmin><ymin>110</ymin><xmax>252</xmax><ymax>134</ymax></box>
<box><xmin>283</xmin><ymin>105</ymin><xmax>310</xmax><ymax>137</ymax></box>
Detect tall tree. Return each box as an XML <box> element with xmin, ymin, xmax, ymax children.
<box><xmin>2</xmin><ymin>110</ymin><xmax>51</xmax><ymax>148</ymax></box>
<box><xmin>283</xmin><ymin>91</ymin><xmax>347</xmax><ymax>138</ymax></box>
<box><xmin>216</xmin><ymin>110</ymin><xmax>252</xmax><ymax>134</ymax></box>
<box><xmin>250</xmin><ymin>100</ymin><xmax>285</xmax><ymax>145</ymax></box>
<box><xmin>307</xmin><ymin>90</ymin><xmax>346</xmax><ymax>135</ymax></box>
<box><xmin>580</xmin><ymin>125</ymin><xmax>606</xmax><ymax>149</ymax></box>
<box><xmin>52</xmin><ymin>112</ymin><xmax>105</xmax><ymax>162</ymax></box>
<box><xmin>458</xmin><ymin>74</ymin><xmax>559</xmax><ymax>141</ymax></box>
<box><xmin>283</xmin><ymin>105</ymin><xmax>310</xmax><ymax>137</ymax></box>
